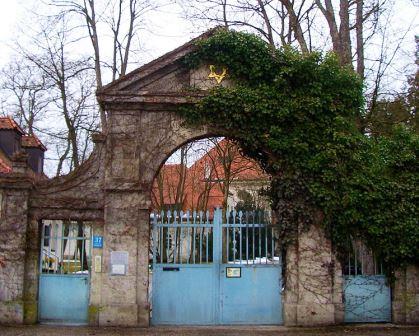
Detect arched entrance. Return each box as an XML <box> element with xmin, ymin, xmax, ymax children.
<box><xmin>148</xmin><ymin>137</ymin><xmax>282</xmax><ymax>325</ymax></box>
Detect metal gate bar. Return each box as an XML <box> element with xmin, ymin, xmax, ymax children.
<box><xmin>152</xmin><ymin>210</ymin><xmax>213</xmax><ymax>265</ymax></box>
<box><xmin>222</xmin><ymin>209</ymin><xmax>278</xmax><ymax>265</ymax></box>
<box><xmin>40</xmin><ymin>221</ymin><xmax>92</xmax><ymax>275</ymax></box>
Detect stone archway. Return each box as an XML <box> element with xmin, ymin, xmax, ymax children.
<box><xmin>94</xmin><ymin>29</ymin><xmax>345</xmax><ymax>326</ymax></box>
<box><xmin>0</xmin><ymin>30</ymin><xmax>352</xmax><ymax>327</ymax></box>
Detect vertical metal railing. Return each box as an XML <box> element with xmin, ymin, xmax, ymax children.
<box><xmin>221</xmin><ymin>209</ymin><xmax>279</xmax><ymax>265</ymax></box>
<box><xmin>151</xmin><ymin>208</ymin><xmax>279</xmax><ymax>266</ymax></box>
<box><xmin>152</xmin><ymin>209</ymin><xmax>214</xmax><ymax>265</ymax></box>
<box><xmin>344</xmin><ymin>239</ymin><xmax>384</xmax><ymax>276</ymax></box>
<box><xmin>40</xmin><ymin>220</ymin><xmax>92</xmax><ymax>275</ymax></box>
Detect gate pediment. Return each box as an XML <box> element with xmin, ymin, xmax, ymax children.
<box><xmin>97</xmin><ymin>28</ymin><xmax>231</xmax><ymax>108</ymax></box>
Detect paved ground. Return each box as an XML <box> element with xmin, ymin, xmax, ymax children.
<box><xmin>0</xmin><ymin>324</ymin><xmax>419</xmax><ymax>336</ymax></box>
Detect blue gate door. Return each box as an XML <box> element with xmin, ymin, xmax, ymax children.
<box><xmin>39</xmin><ymin>274</ymin><xmax>89</xmax><ymax>323</ymax></box>
<box><xmin>220</xmin><ymin>265</ymin><xmax>282</xmax><ymax>324</ymax></box>
<box><xmin>151</xmin><ymin>210</ymin><xmax>217</xmax><ymax>325</ymax></box>
<box><xmin>38</xmin><ymin>221</ymin><xmax>91</xmax><ymax>324</ymax></box>
<box><xmin>344</xmin><ymin>275</ymin><xmax>391</xmax><ymax>322</ymax></box>
<box><xmin>343</xmin><ymin>243</ymin><xmax>391</xmax><ymax>323</ymax></box>
<box><xmin>151</xmin><ymin>209</ymin><xmax>282</xmax><ymax>325</ymax></box>
<box><xmin>220</xmin><ymin>210</ymin><xmax>282</xmax><ymax>324</ymax></box>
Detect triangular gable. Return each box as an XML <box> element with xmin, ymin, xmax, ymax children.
<box><xmin>98</xmin><ymin>28</ymin><xmax>222</xmax><ymax>97</ymax></box>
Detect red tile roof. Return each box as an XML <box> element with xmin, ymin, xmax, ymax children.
<box><xmin>0</xmin><ymin>116</ymin><xmax>25</xmax><ymax>134</ymax></box>
<box><xmin>21</xmin><ymin>134</ymin><xmax>47</xmax><ymax>151</ymax></box>
<box><xmin>0</xmin><ymin>117</ymin><xmax>47</xmax><ymax>174</ymax></box>
<box><xmin>152</xmin><ymin>139</ymin><xmax>268</xmax><ymax>210</ymax></box>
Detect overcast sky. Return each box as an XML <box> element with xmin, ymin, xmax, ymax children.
<box><xmin>0</xmin><ymin>0</ymin><xmax>196</xmax><ymax>81</ymax></box>
<box><xmin>0</xmin><ymin>1</ymin><xmax>418</xmax><ymax>86</ymax></box>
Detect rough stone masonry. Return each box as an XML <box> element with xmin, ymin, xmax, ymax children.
<box><xmin>0</xmin><ymin>31</ymin><xmax>418</xmax><ymax>327</ymax></box>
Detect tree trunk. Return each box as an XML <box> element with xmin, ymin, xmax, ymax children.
<box><xmin>257</xmin><ymin>0</ymin><xmax>275</xmax><ymax>46</ymax></box>
<box><xmin>356</xmin><ymin>0</ymin><xmax>365</xmax><ymax>78</ymax></box>
<box><xmin>339</xmin><ymin>0</ymin><xmax>352</xmax><ymax>67</ymax></box>
<box><xmin>316</xmin><ymin>0</ymin><xmax>342</xmax><ymax>62</ymax></box>
<box><xmin>280</xmin><ymin>0</ymin><xmax>309</xmax><ymax>52</ymax></box>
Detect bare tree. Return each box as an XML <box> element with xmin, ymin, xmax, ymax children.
<box><xmin>53</xmin><ymin>0</ymin><xmax>166</xmax><ymax>131</ymax></box>
<box><xmin>180</xmin><ymin>1</ymin><xmax>315</xmax><ymax>50</ymax></box>
<box><xmin>0</xmin><ymin>60</ymin><xmax>52</xmax><ymax>135</ymax></box>
<box><xmin>203</xmin><ymin>138</ymin><xmax>261</xmax><ymax>210</ymax></box>
<box><xmin>152</xmin><ymin>143</ymin><xmax>193</xmax><ymax>211</ymax></box>
<box><xmin>19</xmin><ymin>18</ymin><xmax>98</xmax><ymax>175</ymax></box>
<box><xmin>181</xmin><ymin>0</ymin><xmax>416</xmax><ymax>132</ymax></box>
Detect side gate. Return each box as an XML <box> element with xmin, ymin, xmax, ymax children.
<box><xmin>38</xmin><ymin>221</ymin><xmax>91</xmax><ymax>324</ymax></box>
<box><xmin>343</xmin><ymin>242</ymin><xmax>391</xmax><ymax>323</ymax></box>
<box><xmin>151</xmin><ymin>208</ymin><xmax>282</xmax><ymax>325</ymax></box>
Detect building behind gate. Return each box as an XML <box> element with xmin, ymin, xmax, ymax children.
<box><xmin>0</xmin><ymin>30</ymin><xmax>418</xmax><ymax>327</ymax></box>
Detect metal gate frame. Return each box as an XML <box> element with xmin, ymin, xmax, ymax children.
<box><xmin>38</xmin><ymin>220</ymin><xmax>91</xmax><ymax>325</ymax></box>
<box><xmin>343</xmin><ymin>241</ymin><xmax>391</xmax><ymax>322</ymax></box>
<box><xmin>151</xmin><ymin>208</ymin><xmax>282</xmax><ymax>325</ymax></box>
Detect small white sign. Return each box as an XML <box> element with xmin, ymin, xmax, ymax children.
<box><xmin>111</xmin><ymin>264</ymin><xmax>126</xmax><ymax>275</ymax></box>
<box><xmin>94</xmin><ymin>255</ymin><xmax>102</xmax><ymax>273</ymax></box>
<box><xmin>226</xmin><ymin>267</ymin><xmax>241</xmax><ymax>278</ymax></box>
<box><xmin>110</xmin><ymin>251</ymin><xmax>129</xmax><ymax>276</ymax></box>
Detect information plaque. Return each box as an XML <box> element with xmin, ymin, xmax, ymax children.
<box><xmin>226</xmin><ymin>267</ymin><xmax>241</xmax><ymax>278</ymax></box>
<box><xmin>110</xmin><ymin>251</ymin><xmax>128</xmax><ymax>275</ymax></box>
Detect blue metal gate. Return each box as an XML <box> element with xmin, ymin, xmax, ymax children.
<box><xmin>151</xmin><ymin>209</ymin><xmax>282</xmax><ymax>325</ymax></box>
<box><xmin>38</xmin><ymin>221</ymin><xmax>91</xmax><ymax>324</ymax></box>
<box><xmin>343</xmin><ymin>242</ymin><xmax>391</xmax><ymax>322</ymax></box>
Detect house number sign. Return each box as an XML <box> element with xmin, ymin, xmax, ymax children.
<box><xmin>93</xmin><ymin>235</ymin><xmax>103</xmax><ymax>248</ymax></box>
<box><xmin>226</xmin><ymin>267</ymin><xmax>241</xmax><ymax>278</ymax></box>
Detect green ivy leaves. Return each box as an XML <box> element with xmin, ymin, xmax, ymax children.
<box><xmin>180</xmin><ymin>30</ymin><xmax>418</xmax><ymax>274</ymax></box>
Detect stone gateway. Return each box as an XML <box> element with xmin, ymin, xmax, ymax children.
<box><xmin>0</xmin><ymin>31</ymin><xmax>418</xmax><ymax>327</ymax></box>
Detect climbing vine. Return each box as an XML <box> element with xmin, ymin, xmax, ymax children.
<box><xmin>179</xmin><ymin>29</ymin><xmax>418</xmax><ymax>273</ymax></box>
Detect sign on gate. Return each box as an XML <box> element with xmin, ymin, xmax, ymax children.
<box><xmin>151</xmin><ymin>209</ymin><xmax>282</xmax><ymax>325</ymax></box>
<box><xmin>226</xmin><ymin>267</ymin><xmax>241</xmax><ymax>278</ymax></box>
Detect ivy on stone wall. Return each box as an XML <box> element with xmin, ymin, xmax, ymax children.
<box><xmin>179</xmin><ymin>29</ymin><xmax>418</xmax><ymax>273</ymax></box>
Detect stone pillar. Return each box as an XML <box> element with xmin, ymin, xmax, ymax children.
<box><xmin>89</xmin><ymin>221</ymin><xmax>104</xmax><ymax>325</ymax></box>
<box><xmin>136</xmin><ymin>209</ymin><xmax>150</xmax><ymax>326</ymax></box>
<box><xmin>98</xmin><ymin>191</ymin><xmax>145</xmax><ymax>326</ymax></box>
<box><xmin>22</xmin><ymin>217</ymin><xmax>41</xmax><ymax>324</ymax></box>
<box><xmin>0</xmin><ymin>182</ymin><xmax>31</xmax><ymax>324</ymax></box>
<box><xmin>98</xmin><ymin>111</ymin><xmax>151</xmax><ymax>326</ymax></box>
<box><xmin>393</xmin><ymin>265</ymin><xmax>419</xmax><ymax>324</ymax></box>
<box><xmin>283</xmin><ymin>224</ymin><xmax>342</xmax><ymax>326</ymax></box>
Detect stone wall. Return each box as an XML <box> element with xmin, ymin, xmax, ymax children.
<box><xmin>283</xmin><ymin>224</ymin><xmax>344</xmax><ymax>326</ymax></box>
<box><xmin>0</xmin><ymin>182</ymin><xmax>31</xmax><ymax>324</ymax></box>
<box><xmin>393</xmin><ymin>265</ymin><xmax>419</xmax><ymax>324</ymax></box>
